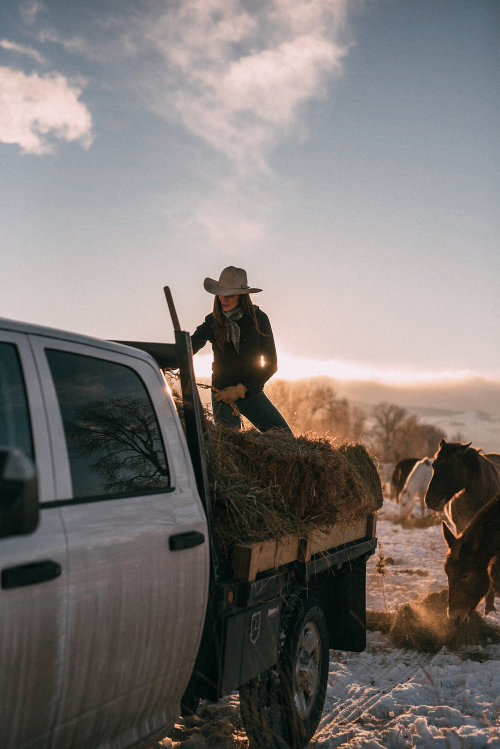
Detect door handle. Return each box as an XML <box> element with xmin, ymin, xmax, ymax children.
<box><xmin>169</xmin><ymin>531</ymin><xmax>205</xmax><ymax>551</ymax></box>
<box><xmin>2</xmin><ymin>560</ymin><xmax>62</xmax><ymax>589</ymax></box>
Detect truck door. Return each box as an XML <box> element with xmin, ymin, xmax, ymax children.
<box><xmin>31</xmin><ymin>338</ymin><xmax>209</xmax><ymax>748</ymax></box>
<box><xmin>0</xmin><ymin>333</ymin><xmax>67</xmax><ymax>749</ymax></box>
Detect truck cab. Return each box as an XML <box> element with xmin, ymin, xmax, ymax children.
<box><xmin>0</xmin><ymin>318</ymin><xmax>209</xmax><ymax>749</ymax></box>
<box><xmin>1</xmin><ymin>311</ymin><xmax>379</xmax><ymax>749</ymax></box>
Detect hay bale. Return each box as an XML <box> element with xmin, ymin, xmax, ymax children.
<box><xmin>204</xmin><ymin>424</ymin><xmax>383</xmax><ymax>551</ymax></box>
<box><xmin>388</xmin><ymin>589</ymin><xmax>500</xmax><ymax>653</ymax></box>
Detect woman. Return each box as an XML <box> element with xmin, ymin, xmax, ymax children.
<box><xmin>191</xmin><ymin>266</ymin><xmax>292</xmax><ymax>433</ymax></box>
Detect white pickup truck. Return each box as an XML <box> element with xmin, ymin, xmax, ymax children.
<box><xmin>0</xmin><ymin>307</ymin><xmax>378</xmax><ymax>749</ymax></box>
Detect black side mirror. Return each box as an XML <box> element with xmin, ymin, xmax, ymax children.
<box><xmin>0</xmin><ymin>447</ymin><xmax>39</xmax><ymax>538</ymax></box>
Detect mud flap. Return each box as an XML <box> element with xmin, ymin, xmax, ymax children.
<box><xmin>310</xmin><ymin>556</ymin><xmax>368</xmax><ymax>652</ymax></box>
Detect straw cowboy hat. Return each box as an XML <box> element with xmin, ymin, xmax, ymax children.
<box><xmin>203</xmin><ymin>266</ymin><xmax>262</xmax><ymax>296</ymax></box>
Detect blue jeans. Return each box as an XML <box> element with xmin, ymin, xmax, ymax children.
<box><xmin>211</xmin><ymin>391</ymin><xmax>292</xmax><ymax>433</ymax></box>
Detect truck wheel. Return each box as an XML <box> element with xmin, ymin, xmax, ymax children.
<box><xmin>180</xmin><ymin>689</ymin><xmax>199</xmax><ymax>717</ymax></box>
<box><xmin>239</xmin><ymin>594</ymin><xmax>329</xmax><ymax>749</ymax></box>
<box><xmin>280</xmin><ymin>594</ymin><xmax>329</xmax><ymax>747</ymax></box>
<box><xmin>239</xmin><ymin>668</ymin><xmax>289</xmax><ymax>749</ymax></box>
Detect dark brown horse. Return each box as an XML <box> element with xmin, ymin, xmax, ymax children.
<box><xmin>442</xmin><ymin>493</ymin><xmax>500</xmax><ymax>625</ymax></box>
<box><xmin>390</xmin><ymin>457</ymin><xmax>419</xmax><ymax>502</ymax></box>
<box><xmin>425</xmin><ymin>439</ymin><xmax>500</xmax><ymax>534</ymax></box>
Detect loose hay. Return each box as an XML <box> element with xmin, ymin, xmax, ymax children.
<box><xmin>167</xmin><ymin>702</ymin><xmax>248</xmax><ymax>748</ymax></box>
<box><xmin>369</xmin><ymin>589</ymin><xmax>500</xmax><ymax>653</ymax></box>
<box><xmin>400</xmin><ymin>514</ymin><xmax>441</xmax><ymax>529</ymax></box>
<box><xmin>366</xmin><ymin>610</ymin><xmax>393</xmax><ymax>635</ymax></box>
<box><xmin>204</xmin><ymin>423</ymin><xmax>383</xmax><ymax>551</ymax></box>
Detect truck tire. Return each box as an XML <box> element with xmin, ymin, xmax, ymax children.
<box><xmin>239</xmin><ymin>668</ymin><xmax>289</xmax><ymax>749</ymax></box>
<box><xmin>180</xmin><ymin>689</ymin><xmax>200</xmax><ymax>717</ymax></box>
<box><xmin>239</xmin><ymin>594</ymin><xmax>329</xmax><ymax>749</ymax></box>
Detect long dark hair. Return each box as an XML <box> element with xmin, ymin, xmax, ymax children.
<box><xmin>212</xmin><ymin>294</ymin><xmax>268</xmax><ymax>350</ymax></box>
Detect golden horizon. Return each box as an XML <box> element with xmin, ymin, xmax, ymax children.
<box><xmin>193</xmin><ymin>351</ymin><xmax>500</xmax><ymax>388</ymax></box>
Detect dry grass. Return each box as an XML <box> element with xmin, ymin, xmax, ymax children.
<box><xmin>205</xmin><ymin>423</ymin><xmax>383</xmax><ymax>551</ymax></box>
<box><xmin>166</xmin><ymin>703</ymin><xmax>248</xmax><ymax>748</ymax></box>
<box><xmin>168</xmin><ymin>383</ymin><xmax>383</xmax><ymax>551</ymax></box>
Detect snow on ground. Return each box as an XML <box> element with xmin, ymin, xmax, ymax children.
<box><xmin>313</xmin><ymin>498</ymin><xmax>500</xmax><ymax>748</ymax></box>
<box><xmin>164</xmin><ymin>498</ymin><xmax>500</xmax><ymax>748</ymax></box>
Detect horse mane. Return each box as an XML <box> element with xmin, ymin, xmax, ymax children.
<box><xmin>438</xmin><ymin>439</ymin><xmax>485</xmax><ymax>475</ymax></box>
<box><xmin>463</xmin><ymin>444</ymin><xmax>484</xmax><ymax>475</ymax></box>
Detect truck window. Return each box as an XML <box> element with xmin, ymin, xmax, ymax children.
<box><xmin>0</xmin><ymin>343</ymin><xmax>34</xmax><ymax>460</ymax></box>
<box><xmin>46</xmin><ymin>349</ymin><xmax>170</xmax><ymax>500</ymax></box>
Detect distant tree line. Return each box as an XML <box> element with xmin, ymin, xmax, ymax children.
<box><xmin>265</xmin><ymin>378</ymin><xmax>446</xmax><ymax>462</ymax></box>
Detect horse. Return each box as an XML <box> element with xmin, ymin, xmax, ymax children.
<box><xmin>442</xmin><ymin>493</ymin><xmax>500</xmax><ymax>626</ymax></box>
<box><xmin>390</xmin><ymin>457</ymin><xmax>419</xmax><ymax>502</ymax></box>
<box><xmin>398</xmin><ymin>457</ymin><xmax>433</xmax><ymax>519</ymax></box>
<box><xmin>425</xmin><ymin>439</ymin><xmax>500</xmax><ymax>534</ymax></box>
<box><xmin>378</xmin><ymin>462</ymin><xmax>394</xmax><ymax>497</ymax></box>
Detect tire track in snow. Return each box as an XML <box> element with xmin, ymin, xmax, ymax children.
<box><xmin>314</xmin><ymin>636</ymin><xmax>432</xmax><ymax>745</ymax></box>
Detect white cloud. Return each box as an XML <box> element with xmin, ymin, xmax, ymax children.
<box><xmin>37</xmin><ymin>28</ymin><xmax>91</xmax><ymax>56</ymax></box>
<box><xmin>19</xmin><ymin>0</ymin><xmax>44</xmax><ymax>26</ymax></box>
<box><xmin>133</xmin><ymin>0</ymin><xmax>351</xmax><ymax>168</ymax></box>
<box><xmin>0</xmin><ymin>39</ymin><xmax>46</xmax><ymax>64</ymax></box>
<box><xmin>163</xmin><ymin>177</ymin><xmax>273</xmax><ymax>253</ymax></box>
<box><xmin>16</xmin><ymin>0</ymin><xmax>353</xmax><ymax>167</ymax></box>
<box><xmin>0</xmin><ymin>66</ymin><xmax>92</xmax><ymax>154</ymax></box>
<box><xmin>193</xmin><ymin>201</ymin><xmax>268</xmax><ymax>250</ymax></box>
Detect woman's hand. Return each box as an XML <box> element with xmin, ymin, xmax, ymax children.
<box><xmin>214</xmin><ymin>384</ymin><xmax>247</xmax><ymax>403</ymax></box>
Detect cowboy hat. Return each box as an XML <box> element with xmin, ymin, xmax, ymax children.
<box><xmin>203</xmin><ymin>266</ymin><xmax>262</xmax><ymax>296</ymax></box>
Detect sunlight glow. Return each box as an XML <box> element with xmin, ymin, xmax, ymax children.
<box><xmin>193</xmin><ymin>351</ymin><xmax>485</xmax><ymax>386</ymax></box>
<box><xmin>276</xmin><ymin>352</ymin><xmax>482</xmax><ymax>385</ymax></box>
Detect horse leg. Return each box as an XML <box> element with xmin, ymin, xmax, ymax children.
<box><xmin>485</xmin><ymin>557</ymin><xmax>500</xmax><ymax>615</ymax></box>
<box><xmin>399</xmin><ymin>492</ymin><xmax>414</xmax><ymax>521</ymax></box>
<box><xmin>484</xmin><ymin>587</ymin><xmax>495</xmax><ymax>614</ymax></box>
<box><xmin>418</xmin><ymin>490</ymin><xmax>425</xmax><ymax>518</ymax></box>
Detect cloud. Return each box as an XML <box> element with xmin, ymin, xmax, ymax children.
<box><xmin>161</xmin><ymin>176</ymin><xmax>274</xmax><ymax>253</ymax></box>
<box><xmin>37</xmin><ymin>28</ymin><xmax>91</xmax><ymax>56</ymax></box>
<box><xmin>0</xmin><ymin>66</ymin><xmax>92</xmax><ymax>154</ymax></box>
<box><xmin>16</xmin><ymin>0</ymin><xmax>353</xmax><ymax>167</ymax></box>
<box><xmin>193</xmin><ymin>200</ymin><xmax>268</xmax><ymax>250</ymax></box>
<box><xmin>165</xmin><ymin>33</ymin><xmax>341</xmax><ymax>170</ymax></box>
<box><xmin>132</xmin><ymin>0</ymin><xmax>352</xmax><ymax>169</ymax></box>
<box><xmin>0</xmin><ymin>39</ymin><xmax>46</xmax><ymax>64</ymax></box>
<box><xmin>19</xmin><ymin>0</ymin><xmax>44</xmax><ymax>26</ymax></box>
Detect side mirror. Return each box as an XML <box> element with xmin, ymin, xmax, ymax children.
<box><xmin>0</xmin><ymin>447</ymin><xmax>39</xmax><ymax>538</ymax></box>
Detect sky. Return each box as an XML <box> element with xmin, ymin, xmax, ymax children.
<box><xmin>1</xmin><ymin>0</ymin><xmax>499</xmax><ymax>389</ymax></box>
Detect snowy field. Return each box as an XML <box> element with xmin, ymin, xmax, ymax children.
<box><xmin>314</xmin><ymin>499</ymin><xmax>500</xmax><ymax>749</ymax></box>
<box><xmin>163</xmin><ymin>498</ymin><xmax>500</xmax><ymax>749</ymax></box>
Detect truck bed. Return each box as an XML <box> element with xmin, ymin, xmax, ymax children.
<box><xmin>232</xmin><ymin>512</ymin><xmax>376</xmax><ymax>581</ymax></box>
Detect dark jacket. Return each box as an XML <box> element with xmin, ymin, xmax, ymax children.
<box><xmin>191</xmin><ymin>306</ymin><xmax>278</xmax><ymax>397</ymax></box>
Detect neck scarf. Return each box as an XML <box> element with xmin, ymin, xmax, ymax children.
<box><xmin>223</xmin><ymin>307</ymin><xmax>244</xmax><ymax>354</ymax></box>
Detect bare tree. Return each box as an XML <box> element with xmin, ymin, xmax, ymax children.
<box><xmin>350</xmin><ymin>404</ymin><xmax>368</xmax><ymax>443</ymax></box>
<box><xmin>267</xmin><ymin>382</ymin><xmax>445</xmax><ymax>460</ymax></box>
<box><xmin>265</xmin><ymin>379</ymin><xmax>297</xmax><ymax>428</ymax></box>
<box><xmin>367</xmin><ymin>402</ymin><xmax>446</xmax><ymax>462</ymax></box>
<box><xmin>369</xmin><ymin>402</ymin><xmax>409</xmax><ymax>461</ymax></box>
<box><xmin>407</xmin><ymin>422</ymin><xmax>446</xmax><ymax>457</ymax></box>
<box><xmin>68</xmin><ymin>398</ymin><xmax>169</xmax><ymax>493</ymax></box>
<box><xmin>266</xmin><ymin>379</ymin><xmax>366</xmax><ymax>441</ymax></box>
